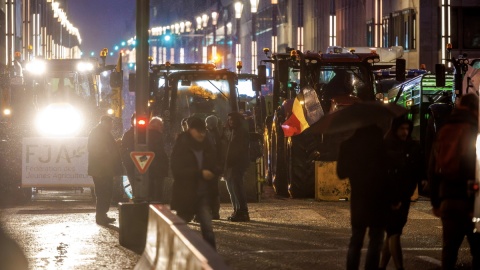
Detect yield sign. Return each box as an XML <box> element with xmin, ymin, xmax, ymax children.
<box><xmin>130</xmin><ymin>151</ymin><xmax>155</xmax><ymax>174</ymax></box>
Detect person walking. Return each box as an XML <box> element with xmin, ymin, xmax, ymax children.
<box><xmin>87</xmin><ymin>115</ymin><xmax>123</xmax><ymax>225</ymax></box>
<box><xmin>205</xmin><ymin>115</ymin><xmax>222</xmax><ymax>220</ymax></box>
<box><xmin>429</xmin><ymin>93</ymin><xmax>480</xmax><ymax>270</ymax></box>
<box><xmin>379</xmin><ymin>117</ymin><xmax>423</xmax><ymax>270</ymax></box>
<box><xmin>170</xmin><ymin>117</ymin><xmax>219</xmax><ymax>249</ymax></box>
<box><xmin>148</xmin><ymin>117</ymin><xmax>169</xmax><ymax>202</ymax></box>
<box><xmin>224</xmin><ymin>112</ymin><xmax>250</xmax><ymax>222</ymax></box>
<box><xmin>337</xmin><ymin>124</ymin><xmax>389</xmax><ymax>270</ymax></box>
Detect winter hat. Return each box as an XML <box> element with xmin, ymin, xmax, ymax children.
<box><xmin>187</xmin><ymin>117</ymin><xmax>206</xmax><ymax>132</ymax></box>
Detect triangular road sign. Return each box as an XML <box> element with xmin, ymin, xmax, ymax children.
<box><xmin>130</xmin><ymin>151</ymin><xmax>155</xmax><ymax>174</ymax></box>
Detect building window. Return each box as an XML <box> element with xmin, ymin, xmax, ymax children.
<box><xmin>382</xmin><ymin>15</ymin><xmax>390</xmax><ymax>48</ymax></box>
<box><xmin>451</xmin><ymin>7</ymin><xmax>480</xmax><ymax>50</ymax></box>
<box><xmin>366</xmin><ymin>19</ymin><xmax>374</xmax><ymax>47</ymax></box>
<box><xmin>390</xmin><ymin>9</ymin><xmax>415</xmax><ymax>51</ymax></box>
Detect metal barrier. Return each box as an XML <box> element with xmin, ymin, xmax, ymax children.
<box><xmin>134</xmin><ymin>204</ymin><xmax>230</xmax><ymax>270</ymax></box>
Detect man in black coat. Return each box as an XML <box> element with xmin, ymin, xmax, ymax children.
<box><xmin>148</xmin><ymin>117</ymin><xmax>169</xmax><ymax>202</ymax></box>
<box><xmin>88</xmin><ymin>115</ymin><xmax>123</xmax><ymax>225</ymax></box>
<box><xmin>170</xmin><ymin>117</ymin><xmax>218</xmax><ymax>249</ymax></box>
<box><xmin>337</xmin><ymin>124</ymin><xmax>389</xmax><ymax>270</ymax></box>
<box><xmin>224</xmin><ymin>112</ymin><xmax>250</xmax><ymax>222</ymax></box>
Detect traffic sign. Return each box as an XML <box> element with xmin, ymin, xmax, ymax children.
<box><xmin>130</xmin><ymin>151</ymin><xmax>155</xmax><ymax>174</ymax></box>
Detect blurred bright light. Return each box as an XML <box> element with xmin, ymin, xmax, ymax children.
<box><xmin>107</xmin><ymin>108</ymin><xmax>114</xmax><ymax>115</ymax></box>
<box><xmin>90</xmin><ymin>52</ymin><xmax>95</xmax><ymax>56</ymax></box>
<box><xmin>35</xmin><ymin>103</ymin><xmax>83</xmax><ymax>136</ymax></box>
<box><xmin>3</xmin><ymin>108</ymin><xmax>11</xmax><ymax>116</ymax></box>
<box><xmin>77</xmin><ymin>62</ymin><xmax>94</xmax><ymax>72</ymax></box>
<box><xmin>25</xmin><ymin>60</ymin><xmax>47</xmax><ymax>75</ymax></box>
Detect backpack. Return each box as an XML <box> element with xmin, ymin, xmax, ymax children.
<box><xmin>433</xmin><ymin>122</ymin><xmax>476</xmax><ymax>179</ymax></box>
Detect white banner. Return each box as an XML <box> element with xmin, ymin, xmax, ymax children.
<box><xmin>22</xmin><ymin>137</ymin><xmax>94</xmax><ymax>187</ymax></box>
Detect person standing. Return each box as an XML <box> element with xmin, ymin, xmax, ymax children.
<box><xmin>337</xmin><ymin>124</ymin><xmax>389</xmax><ymax>270</ymax></box>
<box><xmin>120</xmin><ymin>113</ymin><xmax>136</xmax><ymax>194</ymax></box>
<box><xmin>205</xmin><ymin>115</ymin><xmax>222</xmax><ymax>220</ymax></box>
<box><xmin>429</xmin><ymin>93</ymin><xmax>480</xmax><ymax>270</ymax></box>
<box><xmin>379</xmin><ymin>117</ymin><xmax>423</xmax><ymax>270</ymax></box>
<box><xmin>225</xmin><ymin>112</ymin><xmax>250</xmax><ymax>222</ymax></box>
<box><xmin>170</xmin><ymin>117</ymin><xmax>218</xmax><ymax>249</ymax></box>
<box><xmin>87</xmin><ymin>115</ymin><xmax>123</xmax><ymax>225</ymax></box>
<box><xmin>148</xmin><ymin>117</ymin><xmax>169</xmax><ymax>202</ymax></box>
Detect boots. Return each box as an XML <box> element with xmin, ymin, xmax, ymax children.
<box><xmin>228</xmin><ymin>210</ymin><xmax>250</xmax><ymax>222</ymax></box>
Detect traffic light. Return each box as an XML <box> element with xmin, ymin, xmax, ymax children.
<box><xmin>136</xmin><ymin>116</ymin><xmax>148</xmax><ymax>144</ymax></box>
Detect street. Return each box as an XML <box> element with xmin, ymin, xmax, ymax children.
<box><xmin>0</xmin><ymin>187</ymin><xmax>476</xmax><ymax>270</ymax></box>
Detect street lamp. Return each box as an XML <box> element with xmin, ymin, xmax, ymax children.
<box><xmin>196</xmin><ymin>16</ymin><xmax>202</xmax><ymax>62</ymax></box>
<box><xmin>250</xmin><ymin>0</ymin><xmax>259</xmax><ymax>74</ymax></box>
<box><xmin>271</xmin><ymin>0</ymin><xmax>277</xmax><ymax>53</ymax></box>
<box><xmin>202</xmin><ymin>14</ymin><xmax>209</xmax><ymax>63</ymax></box>
<box><xmin>234</xmin><ymin>1</ymin><xmax>243</xmax><ymax>72</ymax></box>
<box><xmin>211</xmin><ymin>11</ymin><xmax>219</xmax><ymax>63</ymax></box>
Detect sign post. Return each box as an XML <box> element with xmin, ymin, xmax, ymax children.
<box><xmin>119</xmin><ymin>0</ymin><xmax>150</xmax><ymax>253</ymax></box>
<box><xmin>132</xmin><ymin>0</ymin><xmax>150</xmax><ymax>202</ymax></box>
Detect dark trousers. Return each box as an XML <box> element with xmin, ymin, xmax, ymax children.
<box><xmin>225</xmin><ymin>167</ymin><xmax>248</xmax><ymax>213</ymax></box>
<box><xmin>440</xmin><ymin>200</ymin><xmax>480</xmax><ymax>270</ymax></box>
<box><xmin>347</xmin><ymin>225</ymin><xmax>385</xmax><ymax>270</ymax></box>
<box><xmin>92</xmin><ymin>176</ymin><xmax>113</xmax><ymax>220</ymax></box>
<box><xmin>177</xmin><ymin>195</ymin><xmax>216</xmax><ymax>250</ymax></box>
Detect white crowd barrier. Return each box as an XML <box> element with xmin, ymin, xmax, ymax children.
<box><xmin>134</xmin><ymin>204</ymin><xmax>229</xmax><ymax>270</ymax></box>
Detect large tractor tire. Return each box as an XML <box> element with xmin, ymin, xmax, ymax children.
<box><xmin>270</xmin><ymin>120</ymin><xmax>289</xmax><ymax>197</ymax></box>
<box><xmin>287</xmin><ymin>133</ymin><xmax>318</xmax><ymax>198</ymax></box>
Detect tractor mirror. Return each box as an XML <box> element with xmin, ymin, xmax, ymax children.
<box><xmin>258</xmin><ymin>65</ymin><xmax>267</xmax><ymax>85</ymax></box>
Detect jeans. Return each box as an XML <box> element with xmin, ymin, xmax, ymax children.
<box><xmin>92</xmin><ymin>176</ymin><xmax>113</xmax><ymax>220</ymax></box>
<box><xmin>347</xmin><ymin>225</ymin><xmax>385</xmax><ymax>270</ymax></box>
<box><xmin>177</xmin><ymin>195</ymin><xmax>216</xmax><ymax>250</ymax></box>
<box><xmin>225</xmin><ymin>167</ymin><xmax>248</xmax><ymax>213</ymax></box>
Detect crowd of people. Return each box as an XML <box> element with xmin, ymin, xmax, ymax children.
<box><xmin>85</xmin><ymin>94</ymin><xmax>480</xmax><ymax>268</ymax></box>
<box><xmin>337</xmin><ymin>93</ymin><xmax>479</xmax><ymax>270</ymax></box>
<box><xmin>87</xmin><ymin>111</ymin><xmax>251</xmax><ymax>250</ymax></box>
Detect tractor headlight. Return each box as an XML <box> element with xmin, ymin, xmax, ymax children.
<box><xmin>3</xmin><ymin>108</ymin><xmax>11</xmax><ymax>116</ymax></box>
<box><xmin>25</xmin><ymin>60</ymin><xmax>46</xmax><ymax>75</ymax></box>
<box><xmin>77</xmin><ymin>62</ymin><xmax>94</xmax><ymax>72</ymax></box>
<box><xmin>35</xmin><ymin>103</ymin><xmax>83</xmax><ymax>136</ymax></box>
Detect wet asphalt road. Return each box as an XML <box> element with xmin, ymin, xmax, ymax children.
<box><xmin>0</xmin><ymin>187</ymin><xmax>476</xmax><ymax>270</ymax></box>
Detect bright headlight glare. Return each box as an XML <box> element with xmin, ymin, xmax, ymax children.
<box><xmin>35</xmin><ymin>103</ymin><xmax>83</xmax><ymax>136</ymax></box>
<box><xmin>77</xmin><ymin>62</ymin><xmax>94</xmax><ymax>72</ymax></box>
<box><xmin>25</xmin><ymin>60</ymin><xmax>46</xmax><ymax>75</ymax></box>
<box><xmin>3</xmin><ymin>108</ymin><xmax>11</xmax><ymax>115</ymax></box>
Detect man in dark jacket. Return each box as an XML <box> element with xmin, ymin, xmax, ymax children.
<box><xmin>88</xmin><ymin>115</ymin><xmax>123</xmax><ymax>225</ymax></box>
<box><xmin>170</xmin><ymin>117</ymin><xmax>218</xmax><ymax>249</ymax></box>
<box><xmin>380</xmin><ymin>117</ymin><xmax>423</xmax><ymax>270</ymax></box>
<box><xmin>337</xmin><ymin>124</ymin><xmax>389</xmax><ymax>270</ymax></box>
<box><xmin>225</xmin><ymin>112</ymin><xmax>250</xmax><ymax>222</ymax></box>
<box><xmin>429</xmin><ymin>93</ymin><xmax>480</xmax><ymax>269</ymax></box>
<box><xmin>148</xmin><ymin>116</ymin><xmax>169</xmax><ymax>202</ymax></box>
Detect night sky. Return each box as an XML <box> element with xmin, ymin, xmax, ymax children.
<box><xmin>67</xmin><ymin>0</ymin><xmax>136</xmax><ymax>59</ymax></box>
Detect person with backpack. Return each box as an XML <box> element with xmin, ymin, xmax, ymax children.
<box><xmin>429</xmin><ymin>93</ymin><xmax>480</xmax><ymax>270</ymax></box>
<box><xmin>379</xmin><ymin>117</ymin><xmax>423</xmax><ymax>270</ymax></box>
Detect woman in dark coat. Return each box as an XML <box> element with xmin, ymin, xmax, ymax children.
<box><xmin>337</xmin><ymin>124</ymin><xmax>389</xmax><ymax>270</ymax></box>
<box><xmin>379</xmin><ymin>117</ymin><xmax>423</xmax><ymax>270</ymax></box>
<box><xmin>170</xmin><ymin>117</ymin><xmax>219</xmax><ymax>249</ymax></box>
